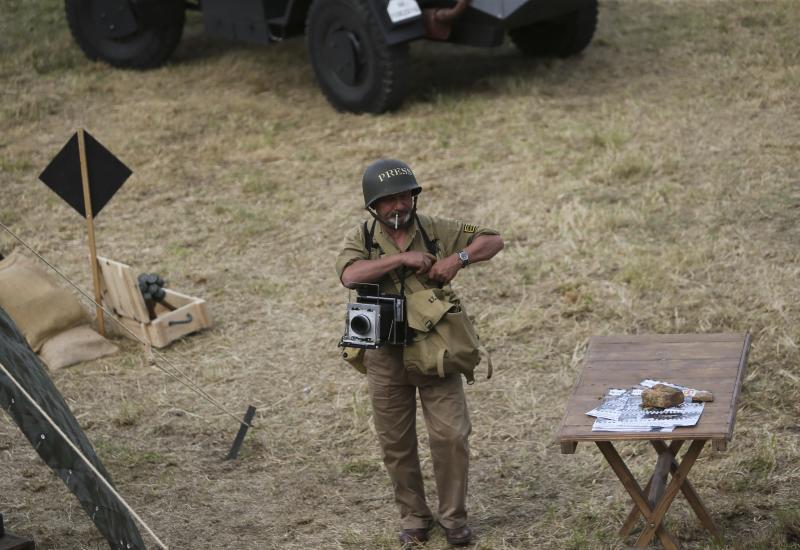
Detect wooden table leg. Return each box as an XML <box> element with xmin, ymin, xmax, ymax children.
<box><xmin>621</xmin><ymin>440</ymin><xmax>684</xmax><ymax>536</ymax></box>
<box><xmin>648</xmin><ymin>444</ymin><xmax>674</xmax><ymax>507</ymax></box>
<box><xmin>596</xmin><ymin>441</ymin><xmax>678</xmax><ymax>550</ymax></box>
<box><xmin>635</xmin><ymin>439</ymin><xmax>706</xmax><ymax>547</ymax></box>
<box><xmin>620</xmin><ymin>474</ymin><xmax>654</xmax><ymax>536</ymax></box>
<box><xmin>651</xmin><ymin>441</ymin><xmax>722</xmax><ymax>542</ymax></box>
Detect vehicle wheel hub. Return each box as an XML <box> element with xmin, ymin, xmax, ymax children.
<box><xmin>326</xmin><ymin>27</ymin><xmax>363</xmax><ymax>86</ymax></box>
<box><xmin>89</xmin><ymin>0</ymin><xmax>139</xmax><ymax>39</ymax></box>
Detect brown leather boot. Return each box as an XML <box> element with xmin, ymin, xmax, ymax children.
<box><xmin>399</xmin><ymin>527</ymin><xmax>429</xmax><ymax>546</ymax></box>
<box><xmin>442</xmin><ymin>525</ymin><xmax>472</xmax><ymax>546</ymax></box>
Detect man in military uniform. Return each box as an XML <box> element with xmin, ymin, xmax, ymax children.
<box><xmin>335</xmin><ymin>159</ymin><xmax>504</xmax><ymax>546</ymax></box>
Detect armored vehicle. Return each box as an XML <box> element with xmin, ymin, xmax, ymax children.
<box><xmin>65</xmin><ymin>0</ymin><xmax>597</xmax><ymax>113</ymax></box>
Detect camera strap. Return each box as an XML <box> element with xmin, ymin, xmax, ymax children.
<box><xmin>363</xmin><ymin>218</ymin><xmax>403</xmax><ymax>290</ymax></box>
<box><xmin>363</xmin><ymin>219</ymin><xmax>377</xmax><ymax>259</ymax></box>
<box><xmin>413</xmin><ymin>213</ymin><xmax>444</xmax><ymax>290</ymax></box>
<box><xmin>362</xmin><ymin>219</ymin><xmax>410</xmax><ymax>345</ymax></box>
<box><xmin>414</xmin><ymin>213</ymin><xmax>439</xmax><ymax>258</ymax></box>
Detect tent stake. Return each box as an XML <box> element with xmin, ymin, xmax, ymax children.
<box><xmin>226</xmin><ymin>405</ymin><xmax>257</xmax><ymax>460</ymax></box>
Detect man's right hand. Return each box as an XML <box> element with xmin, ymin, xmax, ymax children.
<box><xmin>403</xmin><ymin>251</ymin><xmax>437</xmax><ymax>275</ymax></box>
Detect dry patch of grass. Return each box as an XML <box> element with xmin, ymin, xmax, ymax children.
<box><xmin>1</xmin><ymin>0</ymin><xmax>800</xmax><ymax>549</ymax></box>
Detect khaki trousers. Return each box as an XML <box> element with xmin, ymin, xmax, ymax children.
<box><xmin>364</xmin><ymin>345</ymin><xmax>471</xmax><ymax>530</ymax></box>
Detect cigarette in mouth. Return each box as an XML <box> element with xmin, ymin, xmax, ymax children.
<box><xmin>394</xmin><ymin>213</ymin><xmax>399</xmax><ymax>229</ymax></box>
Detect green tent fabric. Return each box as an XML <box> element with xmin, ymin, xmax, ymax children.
<box><xmin>0</xmin><ymin>306</ymin><xmax>145</xmax><ymax>549</ymax></box>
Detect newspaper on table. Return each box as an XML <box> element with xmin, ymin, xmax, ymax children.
<box><xmin>587</xmin><ymin>380</ymin><xmax>704</xmax><ymax>432</ymax></box>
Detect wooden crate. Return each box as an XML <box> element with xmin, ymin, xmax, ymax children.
<box><xmin>97</xmin><ymin>256</ymin><xmax>211</xmax><ymax>348</ymax></box>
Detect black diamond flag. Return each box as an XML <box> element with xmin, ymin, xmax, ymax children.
<box><xmin>38</xmin><ymin>130</ymin><xmax>132</xmax><ymax>218</ymax></box>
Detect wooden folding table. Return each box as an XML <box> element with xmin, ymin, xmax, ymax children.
<box><xmin>557</xmin><ymin>333</ymin><xmax>751</xmax><ymax>549</ymax></box>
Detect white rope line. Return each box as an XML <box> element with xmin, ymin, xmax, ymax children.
<box><xmin>0</xmin><ymin>222</ymin><xmax>251</xmax><ymax>429</ymax></box>
<box><xmin>0</xmin><ymin>359</ymin><xmax>169</xmax><ymax>550</ymax></box>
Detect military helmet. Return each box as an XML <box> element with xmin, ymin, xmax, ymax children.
<box><xmin>361</xmin><ymin>159</ymin><xmax>421</xmax><ymax>208</ymax></box>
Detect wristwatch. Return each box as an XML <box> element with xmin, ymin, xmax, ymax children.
<box><xmin>457</xmin><ymin>250</ymin><xmax>470</xmax><ymax>267</ymax></box>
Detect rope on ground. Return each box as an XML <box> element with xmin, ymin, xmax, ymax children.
<box><xmin>0</xmin><ymin>222</ymin><xmax>252</xmax><ymax>430</ymax></box>
<box><xmin>0</xmin><ymin>359</ymin><xmax>170</xmax><ymax>550</ymax></box>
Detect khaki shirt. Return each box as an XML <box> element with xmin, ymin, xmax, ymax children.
<box><xmin>335</xmin><ymin>214</ymin><xmax>499</xmax><ymax>300</ymax></box>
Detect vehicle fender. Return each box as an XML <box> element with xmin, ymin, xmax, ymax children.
<box><xmin>91</xmin><ymin>0</ymin><xmax>184</xmax><ymax>39</ymax></box>
<box><xmin>131</xmin><ymin>0</ymin><xmax>185</xmax><ymax>27</ymax></box>
<box><xmin>365</xmin><ymin>0</ymin><xmax>426</xmax><ymax>45</ymax></box>
<box><xmin>286</xmin><ymin>0</ymin><xmax>425</xmax><ymax>44</ymax></box>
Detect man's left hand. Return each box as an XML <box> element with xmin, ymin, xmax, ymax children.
<box><xmin>427</xmin><ymin>255</ymin><xmax>461</xmax><ymax>285</ymax></box>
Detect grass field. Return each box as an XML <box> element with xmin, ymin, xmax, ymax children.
<box><xmin>1</xmin><ymin>0</ymin><xmax>799</xmax><ymax>548</ymax></box>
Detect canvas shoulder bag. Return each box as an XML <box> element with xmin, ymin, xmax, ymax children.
<box><xmin>400</xmin><ymin>274</ymin><xmax>492</xmax><ymax>384</ymax></box>
<box><xmin>400</xmin><ymin>217</ymin><xmax>493</xmax><ymax>384</ymax></box>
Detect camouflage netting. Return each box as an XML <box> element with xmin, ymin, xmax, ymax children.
<box><xmin>0</xmin><ymin>306</ymin><xmax>145</xmax><ymax>549</ymax></box>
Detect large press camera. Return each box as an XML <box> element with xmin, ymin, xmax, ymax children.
<box><xmin>340</xmin><ymin>284</ymin><xmax>408</xmax><ymax>349</ymax></box>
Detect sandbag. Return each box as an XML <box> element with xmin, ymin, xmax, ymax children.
<box><xmin>39</xmin><ymin>324</ymin><xmax>118</xmax><ymax>370</ymax></box>
<box><xmin>0</xmin><ymin>250</ymin><xmax>88</xmax><ymax>351</ymax></box>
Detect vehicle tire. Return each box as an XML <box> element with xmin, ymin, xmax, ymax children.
<box><xmin>306</xmin><ymin>0</ymin><xmax>410</xmax><ymax>113</ymax></box>
<box><xmin>509</xmin><ymin>0</ymin><xmax>597</xmax><ymax>58</ymax></box>
<box><xmin>65</xmin><ymin>0</ymin><xmax>185</xmax><ymax>69</ymax></box>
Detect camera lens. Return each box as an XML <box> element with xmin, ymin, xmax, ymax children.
<box><xmin>350</xmin><ymin>314</ymin><xmax>371</xmax><ymax>336</ymax></box>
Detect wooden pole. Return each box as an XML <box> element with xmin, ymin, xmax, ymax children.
<box><xmin>77</xmin><ymin>129</ymin><xmax>105</xmax><ymax>336</ymax></box>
